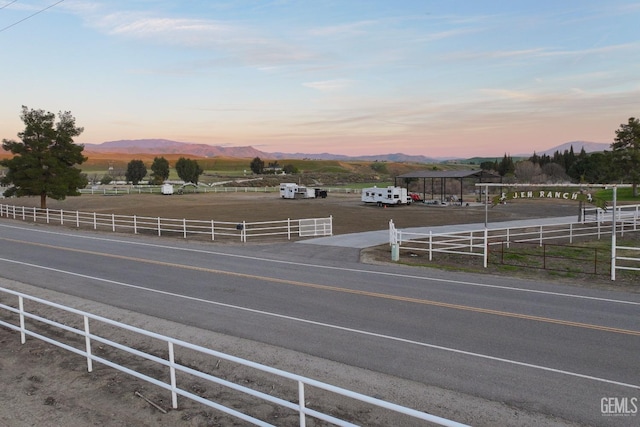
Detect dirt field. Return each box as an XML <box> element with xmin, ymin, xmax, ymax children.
<box><xmin>0</xmin><ymin>191</ymin><xmax>630</xmax><ymax>426</ymax></box>
<box><xmin>4</xmin><ymin>190</ymin><xmax>581</xmax><ymax>235</ymax></box>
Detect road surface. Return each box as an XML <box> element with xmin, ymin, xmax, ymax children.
<box><xmin>0</xmin><ymin>221</ymin><xmax>638</xmax><ymax>426</ymax></box>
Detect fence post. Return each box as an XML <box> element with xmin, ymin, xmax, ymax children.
<box><xmin>60</xmin><ymin>209</ymin><xmax>64</xmax><ymax>225</ymax></box>
<box><xmin>483</xmin><ymin>228</ymin><xmax>488</xmax><ymax>268</ymax></box>
<box><xmin>569</xmin><ymin>223</ymin><xmax>573</xmax><ymax>244</ymax></box>
<box><xmin>611</xmin><ymin>187</ymin><xmax>617</xmax><ymax>281</ymax></box>
<box><xmin>242</xmin><ymin>221</ymin><xmax>247</xmax><ymax>242</ymax></box>
<box><xmin>84</xmin><ymin>316</ymin><xmax>93</xmax><ymax>372</ymax></box>
<box><xmin>21</xmin><ymin>206</ymin><xmax>25</xmax><ymax>221</ymax></box>
<box><xmin>76</xmin><ymin>211</ymin><xmax>80</xmax><ymax>228</ymax></box>
<box><xmin>46</xmin><ymin>208</ymin><xmax>50</xmax><ymax>224</ymax></box>
<box><xmin>168</xmin><ymin>342</ymin><xmax>178</xmax><ymax>409</ymax></box>
<box><xmin>157</xmin><ymin>217</ymin><xmax>161</xmax><ymax>236</ymax></box>
<box><xmin>539</xmin><ymin>225</ymin><xmax>543</xmax><ymax>247</ymax></box>
<box><xmin>287</xmin><ymin>218</ymin><xmax>291</xmax><ymax>240</ymax></box>
<box><xmin>298</xmin><ymin>381</ymin><xmax>307</xmax><ymax>427</ymax></box>
<box><xmin>112</xmin><ymin>213</ymin><xmax>116</xmax><ymax>232</ymax></box>
<box><xmin>183</xmin><ymin>218</ymin><xmax>187</xmax><ymax>239</ymax></box>
<box><xmin>388</xmin><ymin>220</ymin><xmax>395</xmax><ymax>245</ymax></box>
<box><xmin>469</xmin><ymin>231</ymin><xmax>473</xmax><ymax>253</ymax></box>
<box><xmin>19</xmin><ymin>295</ymin><xmax>26</xmax><ymax>344</ymax></box>
<box><xmin>429</xmin><ymin>231</ymin><xmax>433</xmax><ymax>261</ymax></box>
<box><xmin>133</xmin><ymin>215</ymin><xmax>137</xmax><ymax>234</ymax></box>
<box><xmin>211</xmin><ymin>220</ymin><xmax>215</xmax><ymax>241</ymax></box>
<box><xmin>93</xmin><ymin>212</ymin><xmax>97</xmax><ymax>229</ymax></box>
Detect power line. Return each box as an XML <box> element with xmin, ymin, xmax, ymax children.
<box><xmin>0</xmin><ymin>0</ymin><xmax>65</xmax><ymax>33</ymax></box>
<box><xmin>0</xmin><ymin>1</ymin><xmax>19</xmax><ymax>11</ymax></box>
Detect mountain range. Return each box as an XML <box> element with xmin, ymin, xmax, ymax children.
<box><xmin>83</xmin><ymin>139</ymin><xmax>611</xmax><ymax>162</ymax></box>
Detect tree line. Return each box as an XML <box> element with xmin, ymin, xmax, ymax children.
<box><xmin>121</xmin><ymin>156</ymin><xmax>203</xmax><ymax>186</ymax></box>
<box><xmin>2</xmin><ymin>106</ymin><xmax>639</xmax><ymax>209</ymax></box>
<box><xmin>479</xmin><ymin>117</ymin><xmax>640</xmax><ymax>197</ymax></box>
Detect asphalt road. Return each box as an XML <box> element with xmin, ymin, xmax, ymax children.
<box><xmin>0</xmin><ymin>221</ymin><xmax>638</xmax><ymax>426</ymax></box>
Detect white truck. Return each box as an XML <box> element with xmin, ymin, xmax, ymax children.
<box><xmin>361</xmin><ymin>186</ymin><xmax>411</xmax><ymax>206</ymax></box>
<box><xmin>279</xmin><ymin>183</ymin><xmax>316</xmax><ymax>199</ymax></box>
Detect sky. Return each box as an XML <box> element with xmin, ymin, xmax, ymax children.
<box><xmin>1</xmin><ymin>1</ymin><xmax>639</xmax><ymax>157</ymax></box>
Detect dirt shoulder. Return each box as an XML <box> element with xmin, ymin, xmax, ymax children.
<box><xmin>0</xmin><ymin>280</ymin><xmax>582</xmax><ymax>427</ymax></box>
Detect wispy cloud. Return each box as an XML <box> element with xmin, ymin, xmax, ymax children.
<box><xmin>66</xmin><ymin>4</ymin><xmax>317</xmax><ymax>69</ymax></box>
<box><xmin>308</xmin><ymin>20</ymin><xmax>377</xmax><ymax>37</ymax></box>
<box><xmin>303</xmin><ymin>79</ymin><xmax>352</xmax><ymax>91</ymax></box>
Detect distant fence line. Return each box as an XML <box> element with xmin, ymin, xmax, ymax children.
<box><xmin>0</xmin><ymin>204</ymin><xmax>332</xmax><ymax>242</ymax></box>
<box><xmin>0</xmin><ymin>286</ymin><xmax>468</xmax><ymax>427</ymax></box>
<box><xmin>389</xmin><ymin>204</ymin><xmax>640</xmax><ymax>280</ymax></box>
<box><xmin>79</xmin><ymin>185</ymin><xmax>362</xmax><ymax>195</ymax></box>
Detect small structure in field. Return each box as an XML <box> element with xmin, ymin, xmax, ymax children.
<box><xmin>161</xmin><ymin>184</ymin><xmax>174</xmax><ymax>195</ymax></box>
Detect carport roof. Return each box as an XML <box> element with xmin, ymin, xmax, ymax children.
<box><xmin>395</xmin><ymin>170</ymin><xmax>500</xmax><ymax>179</ymax></box>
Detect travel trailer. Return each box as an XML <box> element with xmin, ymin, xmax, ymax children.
<box><xmin>279</xmin><ymin>183</ymin><xmax>316</xmax><ymax>199</ymax></box>
<box><xmin>361</xmin><ymin>186</ymin><xmax>411</xmax><ymax>206</ymax></box>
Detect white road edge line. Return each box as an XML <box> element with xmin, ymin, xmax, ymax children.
<box><xmin>1</xmin><ymin>256</ymin><xmax>638</xmax><ymax>391</ymax></box>
<box><xmin>1</xmin><ymin>223</ymin><xmax>638</xmax><ymax>307</ymax></box>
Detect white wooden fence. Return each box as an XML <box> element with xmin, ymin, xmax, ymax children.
<box><xmin>79</xmin><ymin>185</ymin><xmax>362</xmax><ymax>195</ymax></box>
<box><xmin>389</xmin><ymin>204</ymin><xmax>640</xmax><ymax>279</ymax></box>
<box><xmin>0</xmin><ymin>286</ymin><xmax>468</xmax><ymax>427</ymax></box>
<box><xmin>0</xmin><ymin>204</ymin><xmax>332</xmax><ymax>242</ymax></box>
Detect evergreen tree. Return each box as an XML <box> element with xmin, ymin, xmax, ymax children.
<box><xmin>1</xmin><ymin>106</ymin><xmax>87</xmax><ymax>209</ymax></box>
<box><xmin>250</xmin><ymin>157</ymin><xmax>264</xmax><ymax>174</ymax></box>
<box><xmin>497</xmin><ymin>154</ymin><xmax>515</xmax><ymax>176</ymax></box>
<box><xmin>611</xmin><ymin>117</ymin><xmax>640</xmax><ymax>196</ymax></box>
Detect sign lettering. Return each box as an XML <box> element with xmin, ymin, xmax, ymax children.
<box><xmin>492</xmin><ymin>190</ymin><xmax>605</xmax><ymax>209</ymax></box>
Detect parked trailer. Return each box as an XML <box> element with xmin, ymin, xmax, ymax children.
<box><xmin>279</xmin><ymin>183</ymin><xmax>316</xmax><ymax>199</ymax></box>
<box><xmin>361</xmin><ymin>186</ymin><xmax>412</xmax><ymax>206</ymax></box>
<box><xmin>161</xmin><ymin>184</ymin><xmax>174</xmax><ymax>195</ymax></box>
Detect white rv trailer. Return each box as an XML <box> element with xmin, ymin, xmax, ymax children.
<box><xmin>361</xmin><ymin>186</ymin><xmax>411</xmax><ymax>206</ymax></box>
<box><xmin>279</xmin><ymin>183</ymin><xmax>316</xmax><ymax>199</ymax></box>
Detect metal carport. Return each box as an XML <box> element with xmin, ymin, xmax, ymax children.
<box><xmin>394</xmin><ymin>170</ymin><xmax>501</xmax><ymax>204</ymax></box>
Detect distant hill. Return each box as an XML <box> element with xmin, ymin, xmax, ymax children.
<box><xmin>83</xmin><ymin>139</ymin><xmax>443</xmax><ymax>162</ymax></box>
<box><xmin>81</xmin><ymin>138</ymin><xmax>612</xmax><ymax>163</ymax></box>
<box><xmin>83</xmin><ymin>139</ymin><xmax>269</xmax><ymax>159</ymax></box>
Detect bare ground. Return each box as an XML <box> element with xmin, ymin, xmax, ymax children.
<box><xmin>0</xmin><ymin>191</ymin><xmax>633</xmax><ymax>426</ymax></box>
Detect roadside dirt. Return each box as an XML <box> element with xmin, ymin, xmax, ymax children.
<box><xmin>0</xmin><ymin>191</ymin><xmax>630</xmax><ymax>426</ymax></box>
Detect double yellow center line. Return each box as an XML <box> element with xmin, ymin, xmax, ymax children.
<box><xmin>3</xmin><ymin>237</ymin><xmax>639</xmax><ymax>336</ymax></box>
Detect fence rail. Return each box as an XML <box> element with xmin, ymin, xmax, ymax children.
<box><xmin>0</xmin><ymin>204</ymin><xmax>332</xmax><ymax>242</ymax></box>
<box><xmin>0</xmin><ymin>286</ymin><xmax>467</xmax><ymax>427</ymax></box>
<box><xmin>78</xmin><ymin>185</ymin><xmax>363</xmax><ymax>195</ymax></box>
<box><xmin>389</xmin><ymin>204</ymin><xmax>640</xmax><ymax>279</ymax></box>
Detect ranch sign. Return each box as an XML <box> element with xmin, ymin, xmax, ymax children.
<box><xmin>492</xmin><ymin>190</ymin><xmax>607</xmax><ymax>209</ymax></box>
